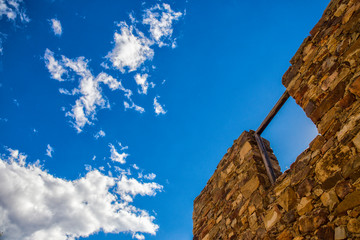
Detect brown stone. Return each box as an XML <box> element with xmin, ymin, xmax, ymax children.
<box><xmin>291</xmin><ymin>165</ymin><xmax>310</xmax><ymax>185</ymax></box>
<box><xmin>316</xmin><ymin>226</ymin><xmax>334</xmax><ymax>240</ymax></box>
<box><xmin>315</xmin><ymin>153</ymin><xmax>341</xmax><ymax>183</ymax></box>
<box><xmin>249</xmin><ymin>213</ymin><xmax>258</xmax><ymax>230</ymax></box>
<box><xmin>263</xmin><ymin>206</ymin><xmax>281</xmax><ymax>231</ymax></box>
<box><xmin>277</xmin><ymin>229</ymin><xmax>293</xmax><ymax>240</ymax></box>
<box><xmin>278</xmin><ymin>187</ymin><xmax>297</xmax><ymax>212</ymax></box>
<box><xmin>240</xmin><ymin>175</ymin><xmax>260</xmax><ymax>199</ymax></box>
<box><xmin>310</xmin><ymin>81</ymin><xmax>346</xmax><ymax>123</ymax></box>
<box><xmin>347</xmin><ymin>218</ymin><xmax>360</xmax><ymax>233</ymax></box>
<box><xmin>283</xmin><ymin>210</ymin><xmax>296</xmax><ymax>224</ymax></box>
<box><xmin>335</xmin><ymin>191</ymin><xmax>360</xmax><ymax>214</ymax></box>
<box><xmin>335</xmin><ymin>181</ymin><xmax>353</xmax><ymax>199</ymax></box>
<box><xmin>352</xmin><ymin>131</ymin><xmax>360</xmax><ymax>151</ymax></box>
<box><xmin>298</xmin><ymin>215</ymin><xmax>314</xmax><ymax>232</ymax></box>
<box><xmin>297</xmin><ymin>179</ymin><xmax>313</xmax><ymax>197</ymax></box>
<box><xmin>309</xmin><ymin>135</ymin><xmax>326</xmax><ymax>151</ymax></box>
<box><xmin>349</xmin><ymin>206</ymin><xmax>360</xmax><ymax>218</ymax></box>
<box><xmin>313</xmin><ymin>208</ymin><xmax>329</xmax><ymax>228</ymax></box>
<box><xmin>349</xmin><ymin>76</ymin><xmax>360</xmax><ymax>97</ymax></box>
<box><xmin>334</xmin><ymin>226</ymin><xmax>346</xmax><ymax>240</ymax></box>
<box><xmin>321</xmin><ymin>189</ymin><xmax>339</xmax><ymax>211</ymax></box>
<box><xmin>297</xmin><ymin>197</ymin><xmax>313</xmax><ymax>215</ymax></box>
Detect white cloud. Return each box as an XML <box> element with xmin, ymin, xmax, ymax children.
<box><xmin>142</xmin><ymin>3</ymin><xmax>182</xmax><ymax>47</ymax></box>
<box><xmin>116</xmin><ymin>175</ymin><xmax>162</xmax><ymax>202</ymax></box>
<box><xmin>144</xmin><ymin>173</ymin><xmax>156</xmax><ymax>180</ymax></box>
<box><xmin>0</xmin><ymin>0</ymin><xmax>29</xmax><ymax>23</ymax></box>
<box><xmin>106</xmin><ymin>22</ymin><xmax>154</xmax><ymax>73</ymax></box>
<box><xmin>50</xmin><ymin>18</ymin><xmax>62</xmax><ymax>36</ymax></box>
<box><xmin>153</xmin><ymin>96</ymin><xmax>166</xmax><ymax>115</ymax></box>
<box><xmin>124</xmin><ymin>101</ymin><xmax>145</xmax><ymax>114</ymax></box>
<box><xmin>134</xmin><ymin>73</ymin><xmax>150</xmax><ymax>94</ymax></box>
<box><xmin>109</xmin><ymin>143</ymin><xmax>128</xmax><ymax>164</ymax></box>
<box><xmin>94</xmin><ymin>129</ymin><xmax>106</xmax><ymax>139</ymax></box>
<box><xmin>44</xmin><ymin>49</ymin><xmax>67</xmax><ymax>82</ymax></box>
<box><xmin>134</xmin><ymin>233</ymin><xmax>145</xmax><ymax>240</ymax></box>
<box><xmin>0</xmin><ymin>149</ymin><xmax>161</xmax><ymax>240</ymax></box>
<box><xmin>132</xmin><ymin>164</ymin><xmax>139</xmax><ymax>170</ymax></box>
<box><xmin>118</xmin><ymin>142</ymin><xmax>128</xmax><ymax>151</ymax></box>
<box><xmin>44</xmin><ymin>50</ymin><xmax>137</xmax><ymax>132</ymax></box>
<box><xmin>0</xmin><ymin>0</ymin><xmax>29</xmax><ymax>55</ymax></box>
<box><xmin>45</xmin><ymin>144</ymin><xmax>54</xmax><ymax>158</ymax></box>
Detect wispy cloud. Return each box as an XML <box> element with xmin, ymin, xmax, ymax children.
<box><xmin>50</xmin><ymin>18</ymin><xmax>62</xmax><ymax>36</ymax></box>
<box><xmin>153</xmin><ymin>96</ymin><xmax>166</xmax><ymax>115</ymax></box>
<box><xmin>45</xmin><ymin>144</ymin><xmax>54</xmax><ymax>158</ymax></box>
<box><xmin>44</xmin><ymin>49</ymin><xmax>141</xmax><ymax>132</ymax></box>
<box><xmin>109</xmin><ymin>143</ymin><xmax>128</xmax><ymax>164</ymax></box>
<box><xmin>44</xmin><ymin>49</ymin><xmax>67</xmax><ymax>81</ymax></box>
<box><xmin>144</xmin><ymin>173</ymin><xmax>156</xmax><ymax>180</ymax></box>
<box><xmin>143</xmin><ymin>3</ymin><xmax>182</xmax><ymax>47</ymax></box>
<box><xmin>116</xmin><ymin>175</ymin><xmax>162</xmax><ymax>202</ymax></box>
<box><xmin>0</xmin><ymin>0</ymin><xmax>29</xmax><ymax>54</ymax></box>
<box><xmin>94</xmin><ymin>129</ymin><xmax>106</xmax><ymax>139</ymax></box>
<box><xmin>0</xmin><ymin>0</ymin><xmax>29</xmax><ymax>23</ymax></box>
<box><xmin>134</xmin><ymin>73</ymin><xmax>151</xmax><ymax>94</ymax></box>
<box><xmin>0</xmin><ymin>149</ymin><xmax>162</xmax><ymax>240</ymax></box>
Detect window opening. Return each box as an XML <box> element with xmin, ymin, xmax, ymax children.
<box><xmin>256</xmin><ymin>91</ymin><xmax>318</xmax><ymax>184</ymax></box>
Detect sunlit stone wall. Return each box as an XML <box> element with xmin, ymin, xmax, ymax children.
<box><xmin>193</xmin><ymin>0</ymin><xmax>360</xmax><ymax>239</ymax></box>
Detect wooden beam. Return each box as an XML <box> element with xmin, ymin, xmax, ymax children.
<box><xmin>255</xmin><ymin>133</ymin><xmax>276</xmax><ymax>185</ymax></box>
<box><xmin>256</xmin><ymin>91</ymin><xmax>290</xmax><ymax>135</ymax></box>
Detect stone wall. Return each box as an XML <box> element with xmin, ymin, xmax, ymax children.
<box><xmin>193</xmin><ymin>0</ymin><xmax>360</xmax><ymax>239</ymax></box>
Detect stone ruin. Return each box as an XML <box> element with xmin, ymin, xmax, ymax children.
<box><xmin>193</xmin><ymin>0</ymin><xmax>360</xmax><ymax>239</ymax></box>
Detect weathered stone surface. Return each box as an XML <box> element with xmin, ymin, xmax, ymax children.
<box><xmin>347</xmin><ymin>218</ymin><xmax>360</xmax><ymax>233</ymax></box>
<box><xmin>240</xmin><ymin>175</ymin><xmax>260</xmax><ymax>199</ymax></box>
<box><xmin>352</xmin><ymin>131</ymin><xmax>360</xmax><ymax>151</ymax></box>
<box><xmin>278</xmin><ymin>187</ymin><xmax>297</xmax><ymax>212</ymax></box>
<box><xmin>276</xmin><ymin>229</ymin><xmax>293</xmax><ymax>240</ymax></box>
<box><xmin>297</xmin><ymin>197</ymin><xmax>313</xmax><ymax>215</ymax></box>
<box><xmin>297</xmin><ymin>179</ymin><xmax>313</xmax><ymax>197</ymax></box>
<box><xmin>349</xmin><ymin>76</ymin><xmax>360</xmax><ymax>97</ymax></box>
<box><xmin>321</xmin><ymin>189</ymin><xmax>339</xmax><ymax>211</ymax></box>
<box><xmin>298</xmin><ymin>215</ymin><xmax>314</xmax><ymax>232</ymax></box>
<box><xmin>263</xmin><ymin>206</ymin><xmax>281</xmax><ymax>231</ymax></box>
<box><xmin>335</xmin><ymin>191</ymin><xmax>360</xmax><ymax>214</ymax></box>
<box><xmin>316</xmin><ymin>226</ymin><xmax>334</xmax><ymax>240</ymax></box>
<box><xmin>334</xmin><ymin>226</ymin><xmax>346</xmax><ymax>240</ymax></box>
<box><xmin>335</xmin><ymin>181</ymin><xmax>353</xmax><ymax>199</ymax></box>
<box><xmin>313</xmin><ymin>208</ymin><xmax>329</xmax><ymax>228</ymax></box>
<box><xmin>315</xmin><ymin>153</ymin><xmax>341</xmax><ymax>183</ymax></box>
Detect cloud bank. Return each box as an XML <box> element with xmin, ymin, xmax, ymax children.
<box><xmin>0</xmin><ymin>149</ymin><xmax>162</xmax><ymax>240</ymax></box>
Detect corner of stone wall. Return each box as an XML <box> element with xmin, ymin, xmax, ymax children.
<box><xmin>193</xmin><ymin>131</ymin><xmax>281</xmax><ymax>240</ymax></box>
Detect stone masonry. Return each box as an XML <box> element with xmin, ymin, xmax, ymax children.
<box><xmin>193</xmin><ymin>0</ymin><xmax>360</xmax><ymax>239</ymax></box>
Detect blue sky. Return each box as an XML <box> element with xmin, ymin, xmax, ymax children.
<box><xmin>0</xmin><ymin>0</ymin><xmax>328</xmax><ymax>239</ymax></box>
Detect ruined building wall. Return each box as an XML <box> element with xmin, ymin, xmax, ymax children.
<box><xmin>193</xmin><ymin>0</ymin><xmax>360</xmax><ymax>239</ymax></box>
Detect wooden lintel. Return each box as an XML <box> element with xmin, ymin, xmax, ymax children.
<box><xmin>256</xmin><ymin>91</ymin><xmax>290</xmax><ymax>135</ymax></box>
<box><xmin>255</xmin><ymin>133</ymin><xmax>276</xmax><ymax>185</ymax></box>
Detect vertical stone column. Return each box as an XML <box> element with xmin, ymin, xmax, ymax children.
<box><xmin>193</xmin><ymin>131</ymin><xmax>280</xmax><ymax>240</ymax></box>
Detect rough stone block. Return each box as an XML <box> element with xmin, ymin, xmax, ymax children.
<box><xmin>278</xmin><ymin>187</ymin><xmax>297</xmax><ymax>212</ymax></box>
<box><xmin>335</xmin><ymin>191</ymin><xmax>360</xmax><ymax>214</ymax></box>
<box><xmin>263</xmin><ymin>206</ymin><xmax>281</xmax><ymax>231</ymax></box>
